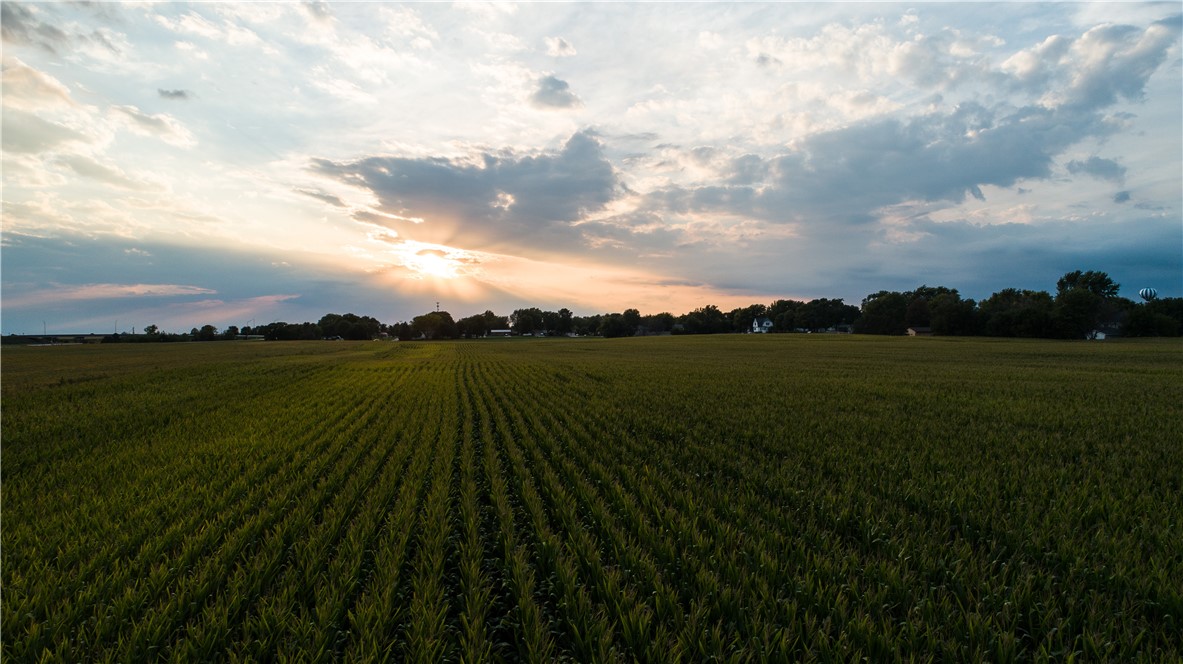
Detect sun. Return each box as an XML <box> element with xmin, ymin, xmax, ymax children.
<box><xmin>411</xmin><ymin>251</ymin><xmax>460</xmax><ymax>279</ymax></box>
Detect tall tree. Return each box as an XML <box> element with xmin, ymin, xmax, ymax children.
<box><xmin>929</xmin><ymin>292</ymin><xmax>978</xmax><ymax>336</ymax></box>
<box><xmin>510</xmin><ymin>308</ymin><xmax>543</xmax><ymax>335</ymax></box>
<box><xmin>680</xmin><ymin>305</ymin><xmax>730</xmax><ymax>334</ymax></box>
<box><xmin>979</xmin><ymin>289</ymin><xmax>1055</xmax><ymax>338</ymax></box>
<box><xmin>1056</xmin><ymin>270</ymin><xmax>1120</xmax><ymax>298</ymax></box>
<box><xmin>481</xmin><ymin>310</ymin><xmax>509</xmax><ymax>330</ymax></box>
<box><xmin>456</xmin><ymin>314</ymin><xmax>488</xmax><ymax>338</ymax></box>
<box><xmin>411</xmin><ymin>311</ymin><xmax>458</xmax><ymax>339</ymax></box>
<box><xmin>855</xmin><ymin>291</ymin><xmax>909</xmax><ymax>335</ymax></box>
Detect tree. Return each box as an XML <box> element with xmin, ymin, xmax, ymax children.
<box><xmin>1053</xmin><ymin>288</ymin><xmax>1103</xmax><ymax>339</ymax></box>
<box><xmin>904</xmin><ymin>297</ymin><xmax>931</xmax><ymax>328</ymax></box>
<box><xmin>456</xmin><ymin>314</ymin><xmax>488</xmax><ymax>338</ymax></box>
<box><xmin>1122</xmin><ymin>305</ymin><xmax>1181</xmax><ymax>337</ymax></box>
<box><xmin>510</xmin><ymin>307</ymin><xmax>543</xmax><ymax>335</ymax></box>
<box><xmin>768</xmin><ymin>299</ymin><xmax>804</xmax><ymax>332</ymax></box>
<box><xmin>319</xmin><ymin>313</ymin><xmax>380</xmax><ymax>340</ymax></box>
<box><xmin>641</xmin><ymin>312</ymin><xmax>676</xmax><ymax>335</ymax></box>
<box><xmin>679</xmin><ymin>305</ymin><xmax>730</xmax><ymax>334</ymax></box>
<box><xmin>796</xmin><ymin>298</ymin><xmax>858</xmax><ymax>332</ymax></box>
<box><xmin>622</xmin><ymin>308</ymin><xmax>642</xmax><ymax>334</ymax></box>
<box><xmin>1056</xmin><ymin>270</ymin><xmax>1119</xmax><ymax>298</ymax></box>
<box><xmin>979</xmin><ymin>289</ymin><xmax>1055</xmax><ymax>338</ymax></box>
<box><xmin>929</xmin><ymin>292</ymin><xmax>978</xmax><ymax>336</ymax></box>
<box><xmin>599</xmin><ymin>313</ymin><xmax>634</xmax><ymax>338</ymax></box>
<box><xmin>855</xmin><ymin>291</ymin><xmax>908</xmax><ymax>335</ymax></box>
<box><xmin>572</xmin><ymin>314</ymin><xmax>603</xmax><ymax>336</ymax></box>
<box><xmin>411</xmin><ymin>311</ymin><xmax>458</xmax><ymax>339</ymax></box>
<box><xmin>197</xmin><ymin>324</ymin><xmax>218</xmax><ymax>341</ymax></box>
<box><xmin>222</xmin><ymin>325</ymin><xmax>240</xmax><ymax>340</ymax></box>
<box><xmin>481</xmin><ymin>310</ymin><xmax>508</xmax><ymax>331</ymax></box>
<box><xmin>555</xmin><ymin>308</ymin><xmax>574</xmax><ymax>336</ymax></box>
<box><xmin>144</xmin><ymin>324</ymin><xmax>159</xmax><ymax>336</ymax></box>
<box><xmin>729</xmin><ymin>304</ymin><xmax>767</xmax><ymax>333</ymax></box>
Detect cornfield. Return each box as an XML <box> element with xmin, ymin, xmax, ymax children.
<box><xmin>3</xmin><ymin>335</ymin><xmax>1180</xmax><ymax>662</ymax></box>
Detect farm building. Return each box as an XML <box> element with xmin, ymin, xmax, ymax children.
<box><xmin>752</xmin><ymin>317</ymin><xmax>774</xmax><ymax>333</ymax></box>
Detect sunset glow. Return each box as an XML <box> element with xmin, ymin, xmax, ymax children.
<box><xmin>2</xmin><ymin>2</ymin><xmax>1179</xmax><ymax>333</ymax></box>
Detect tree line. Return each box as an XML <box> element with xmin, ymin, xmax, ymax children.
<box><xmin>118</xmin><ymin>270</ymin><xmax>1178</xmax><ymax>343</ymax></box>
<box><xmin>854</xmin><ymin>271</ymin><xmax>1181</xmax><ymax>339</ymax></box>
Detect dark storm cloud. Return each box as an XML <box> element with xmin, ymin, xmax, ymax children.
<box><xmin>1066</xmin><ymin>157</ymin><xmax>1126</xmax><ymax>182</ymax></box>
<box><xmin>530</xmin><ymin>75</ymin><xmax>582</xmax><ymax>109</ymax></box>
<box><xmin>158</xmin><ymin>88</ymin><xmax>192</xmax><ymax>101</ymax></box>
<box><xmin>1113</xmin><ymin>191</ymin><xmax>1131</xmax><ymax>204</ymax></box>
<box><xmin>312</xmin><ymin>130</ymin><xmax>619</xmax><ymax>252</ymax></box>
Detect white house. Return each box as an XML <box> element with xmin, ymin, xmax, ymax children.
<box><xmin>752</xmin><ymin>317</ymin><xmax>774</xmax><ymax>333</ymax></box>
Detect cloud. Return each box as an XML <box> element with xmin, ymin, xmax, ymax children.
<box><xmin>110</xmin><ymin>105</ymin><xmax>196</xmax><ymax>147</ymax></box>
<box><xmin>1</xmin><ymin>2</ymin><xmax>69</xmax><ymax>53</ymax></box>
<box><xmin>300</xmin><ymin>1</ymin><xmax>333</xmax><ymax>24</ymax></box>
<box><xmin>157</xmin><ymin>88</ymin><xmax>192</xmax><ymax>100</ymax></box>
<box><xmin>545</xmin><ymin>36</ymin><xmax>576</xmax><ymax>57</ymax></box>
<box><xmin>755</xmin><ymin>53</ymin><xmax>782</xmax><ymax>68</ymax></box>
<box><xmin>2</xmin><ymin>58</ymin><xmax>76</xmax><ymax>110</ymax></box>
<box><xmin>3</xmin><ymin>282</ymin><xmax>217</xmax><ymax>308</ymax></box>
<box><xmin>1067</xmin><ymin>156</ymin><xmax>1126</xmax><ymax>182</ymax></box>
<box><xmin>1004</xmin><ymin>17</ymin><xmax>1181</xmax><ymax>109</ymax></box>
<box><xmin>751</xmin><ymin>104</ymin><xmax>1078</xmax><ymax>221</ymax></box>
<box><xmin>55</xmin><ymin>154</ymin><xmax>163</xmax><ymax>191</ymax></box>
<box><xmin>312</xmin><ymin>130</ymin><xmax>619</xmax><ymax>254</ymax></box>
<box><xmin>1</xmin><ymin>1</ymin><xmax>124</xmax><ymax>56</ymax></box>
<box><xmin>154</xmin><ymin>10</ymin><xmax>262</xmax><ymax>47</ymax></box>
<box><xmin>353</xmin><ymin>210</ymin><xmax>422</xmax><ymax>227</ymax></box>
<box><xmin>530</xmin><ymin>75</ymin><xmax>582</xmax><ymax>109</ymax></box>
<box><xmin>1113</xmin><ymin>190</ymin><xmax>1132</xmax><ymax>204</ymax></box>
<box><xmin>295</xmin><ymin>188</ymin><xmax>348</xmax><ymax>207</ymax></box>
<box><xmin>650</xmin><ymin>88</ymin><xmax>1149</xmax><ymax>231</ymax></box>
<box><xmin>0</xmin><ymin>108</ymin><xmax>90</xmax><ymax>153</ymax></box>
<box><xmin>1060</xmin><ymin>19</ymin><xmax>1180</xmax><ymax>109</ymax></box>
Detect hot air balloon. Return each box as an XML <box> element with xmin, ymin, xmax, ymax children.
<box><xmin>1139</xmin><ymin>287</ymin><xmax>1158</xmax><ymax>302</ymax></box>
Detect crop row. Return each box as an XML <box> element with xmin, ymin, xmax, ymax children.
<box><xmin>3</xmin><ymin>337</ymin><xmax>1180</xmax><ymax>661</ymax></box>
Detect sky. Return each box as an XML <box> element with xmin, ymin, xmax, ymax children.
<box><xmin>2</xmin><ymin>1</ymin><xmax>1180</xmax><ymax>334</ymax></box>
